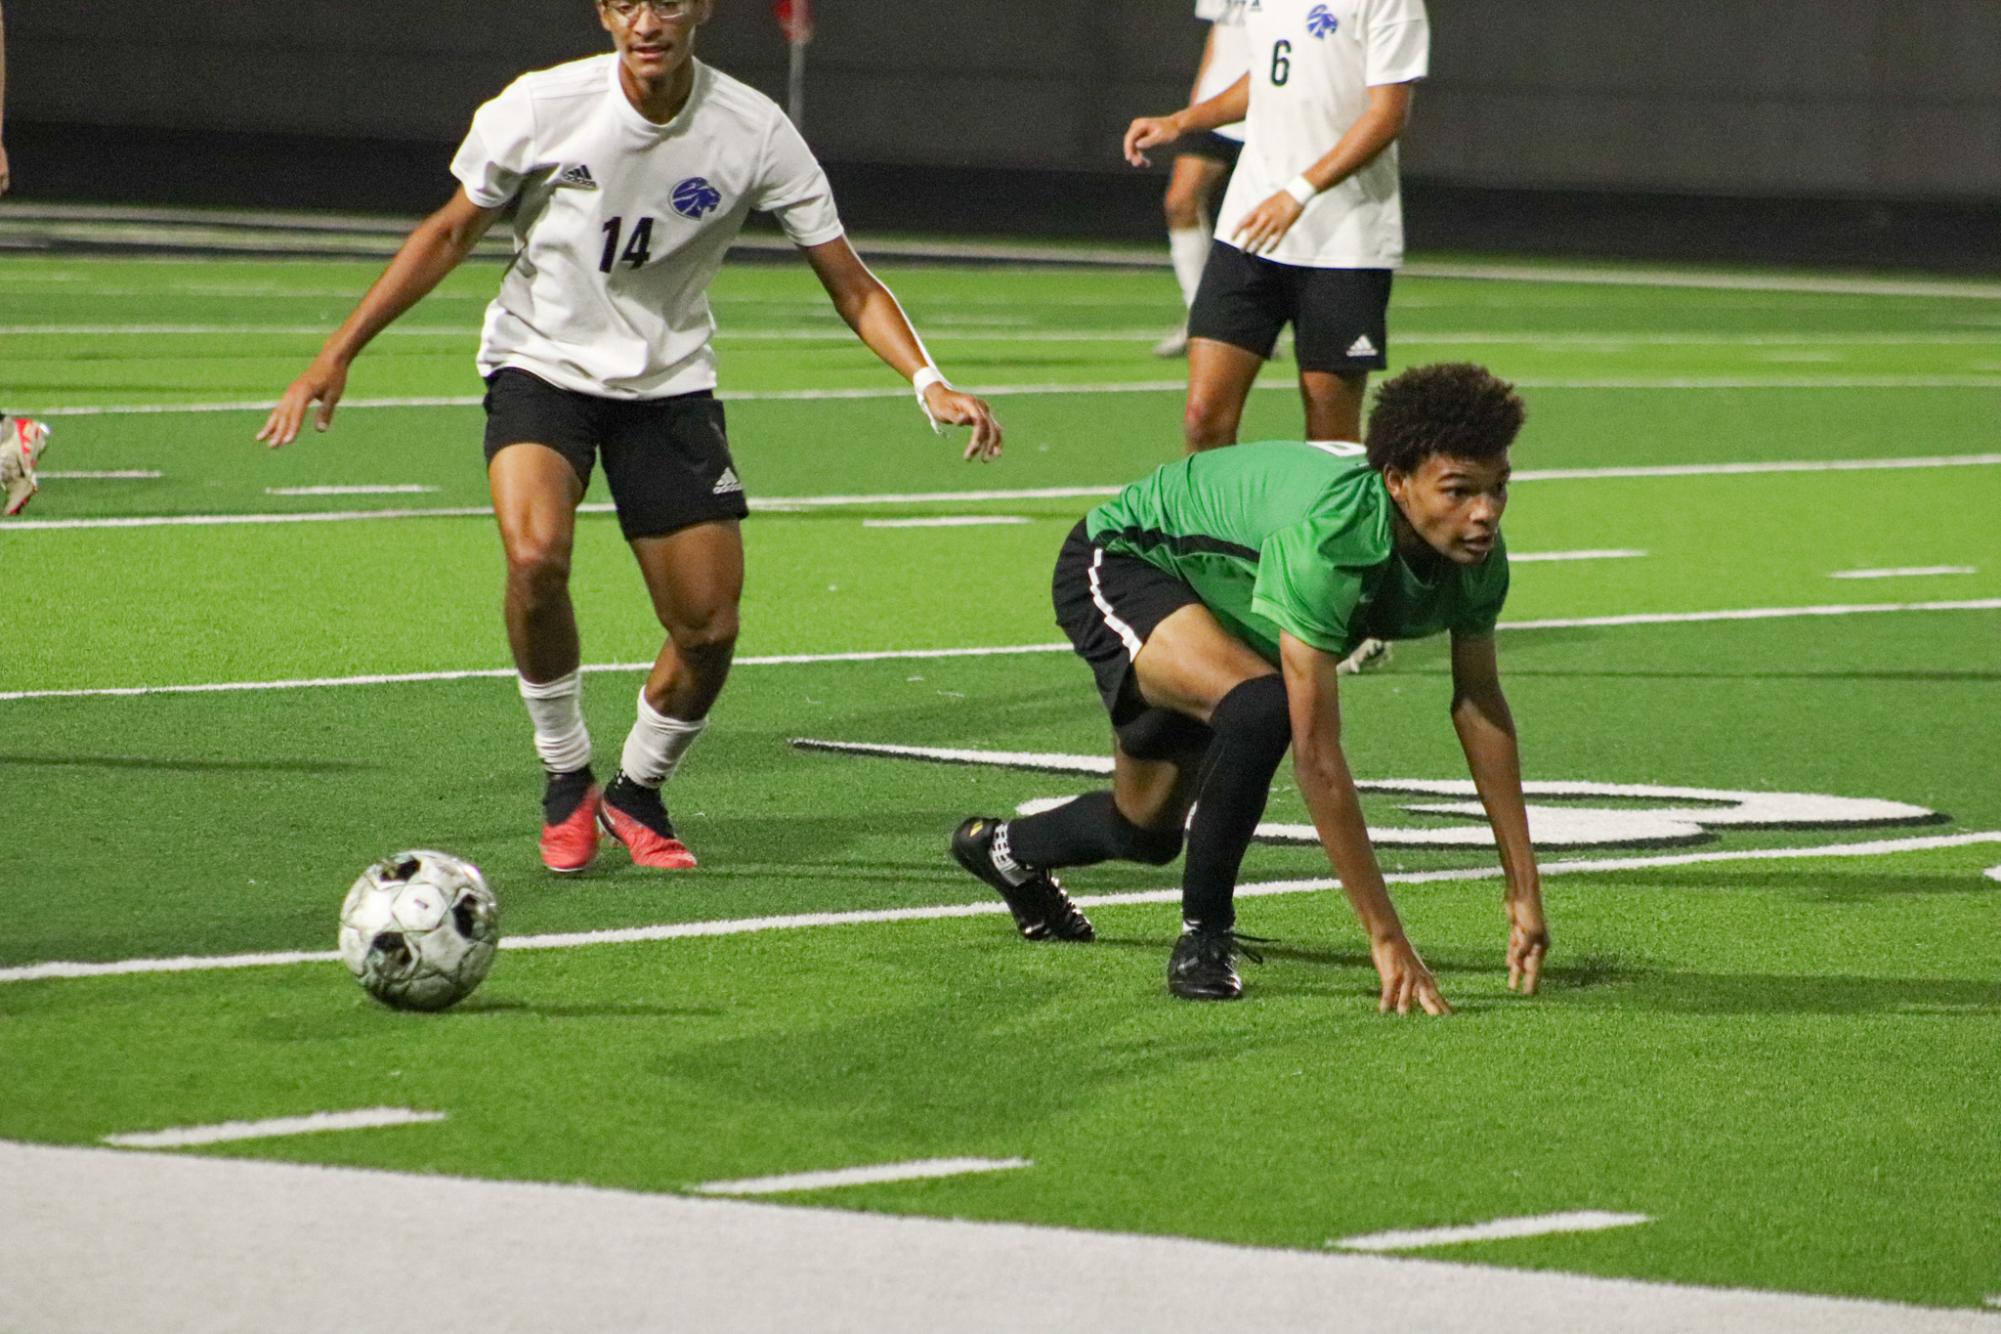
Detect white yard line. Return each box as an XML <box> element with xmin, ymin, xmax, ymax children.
<box><xmin>9</xmin><ymin>1142</ymin><xmax>1990</xmax><ymax>1334</ymax></box>
<box><xmin>689</xmin><ymin>1157</ymin><xmax>1031</xmax><ymax>1197</ymax></box>
<box><xmin>6</xmin><ymin>452</ymin><xmax>1999</xmax><ymax>534</ymax></box>
<box><xmin>20</xmin><ymin>374</ymin><xmax>2001</xmax><ymax>421</ymax></box>
<box><xmin>4</xmin><ymin>598</ymin><xmax>1999</xmax><ymax>705</ymax></box>
<box><xmin>8</xmin><ymin>324</ymin><xmax>2001</xmax><ymax>346</ymax></box>
<box><xmin>5</xmin><ymin>829</ymin><xmax>1995</xmax><ymax>986</ymax></box>
<box><xmin>35</xmin><ymin>470</ymin><xmax>163</xmax><ymax>480</ymax></box>
<box><xmin>1830</xmin><ymin>566</ymin><xmax>1976</xmax><ymax>580</ymax></box>
<box><xmin>102</xmin><ymin>1108</ymin><xmax>445</xmax><ymax>1149</ymax></box>
<box><xmin>860</xmin><ymin>515</ymin><xmax>1030</xmax><ymax>528</ymax></box>
<box><xmin>1332</xmin><ymin>1212</ymin><xmax>1654</xmax><ymax>1252</ymax></box>
<box><xmin>1508</xmin><ymin>549</ymin><xmax>1646</xmax><ymax>563</ymax></box>
<box><xmin>264</xmin><ymin>484</ymin><xmax>440</xmax><ymax>496</ymax></box>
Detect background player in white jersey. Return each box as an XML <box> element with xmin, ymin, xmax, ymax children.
<box><xmin>1154</xmin><ymin>0</ymin><xmax>1249</xmax><ymax>359</ymax></box>
<box><xmin>259</xmin><ymin>0</ymin><xmax>1001</xmax><ymax>875</ymax></box>
<box><xmin>1124</xmin><ymin>0</ymin><xmax>1429</xmax><ymax>451</ymax></box>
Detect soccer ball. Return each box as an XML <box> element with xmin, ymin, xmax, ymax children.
<box><xmin>337</xmin><ymin>850</ymin><xmax>500</xmax><ymax>1011</ymax></box>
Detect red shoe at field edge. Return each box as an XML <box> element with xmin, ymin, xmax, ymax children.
<box><xmin>540</xmin><ymin>784</ymin><xmax>601</xmax><ymax>873</ymax></box>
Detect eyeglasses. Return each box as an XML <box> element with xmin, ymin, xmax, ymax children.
<box><xmin>602</xmin><ymin>0</ymin><xmax>695</xmax><ymax>20</ymax></box>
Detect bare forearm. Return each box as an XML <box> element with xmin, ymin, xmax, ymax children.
<box><xmin>1172</xmin><ymin>74</ymin><xmax>1250</xmax><ymax>136</ymax></box>
<box><xmin>1453</xmin><ymin>690</ymin><xmax>1540</xmax><ymax>896</ymax></box>
<box><xmin>322</xmin><ymin>217</ymin><xmax>482</xmax><ymax>365</ymax></box>
<box><xmin>1296</xmin><ymin>746</ymin><xmax>1406</xmax><ymax>942</ymax></box>
<box><xmin>837</xmin><ymin>280</ymin><xmax>931</xmax><ymax>380</ymax></box>
<box><xmin>1297</xmin><ymin>101</ymin><xmax>1407</xmax><ymax>195</ymax></box>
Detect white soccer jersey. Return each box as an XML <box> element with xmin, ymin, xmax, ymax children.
<box><xmin>1215</xmin><ymin>0</ymin><xmax>1429</xmax><ymax>270</ymax></box>
<box><xmin>1192</xmin><ymin>0</ymin><xmax>1250</xmax><ymax>143</ymax></box>
<box><xmin>452</xmin><ymin>55</ymin><xmax>845</xmax><ymax>399</ymax></box>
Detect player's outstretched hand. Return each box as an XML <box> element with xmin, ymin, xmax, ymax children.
<box><xmin>1505</xmin><ymin>895</ymin><xmax>1550</xmax><ymax>996</ymax></box>
<box><xmin>1233</xmin><ymin>191</ymin><xmax>1307</xmax><ymax>257</ymax></box>
<box><xmin>1371</xmin><ymin>933</ymin><xmax>1452</xmax><ymax>1016</ymax></box>
<box><xmin>924</xmin><ymin>384</ymin><xmax>1004</xmax><ymax>462</ymax></box>
<box><xmin>1123</xmin><ymin>115</ymin><xmax>1183</xmax><ymax>168</ymax></box>
<box><xmin>257</xmin><ymin>357</ymin><xmax>349</xmax><ymax>449</ymax></box>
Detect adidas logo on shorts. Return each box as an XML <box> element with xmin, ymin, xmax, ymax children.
<box><xmin>1346</xmin><ymin>334</ymin><xmax>1378</xmax><ymax>358</ymax></box>
<box><xmin>711</xmin><ymin>466</ymin><xmax>743</xmax><ymax>496</ymax></box>
<box><xmin>556</xmin><ymin>164</ymin><xmax>599</xmax><ymax>190</ymax></box>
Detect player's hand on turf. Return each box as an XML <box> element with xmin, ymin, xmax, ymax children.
<box><xmin>1371</xmin><ymin>933</ymin><xmax>1452</xmax><ymax>1016</ymax></box>
<box><xmin>1123</xmin><ymin>115</ymin><xmax>1183</xmax><ymax>168</ymax></box>
<box><xmin>257</xmin><ymin>358</ymin><xmax>349</xmax><ymax>448</ymax></box>
<box><xmin>1505</xmin><ymin>895</ymin><xmax>1550</xmax><ymax>996</ymax></box>
<box><xmin>1233</xmin><ymin>191</ymin><xmax>1306</xmax><ymax>257</ymax></box>
<box><xmin>923</xmin><ymin>383</ymin><xmax>1004</xmax><ymax>462</ymax></box>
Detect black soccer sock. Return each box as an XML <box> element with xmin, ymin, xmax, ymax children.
<box><xmin>1181</xmin><ymin>676</ymin><xmax>1292</xmax><ymax>933</ymax></box>
<box><xmin>1005</xmin><ymin>790</ymin><xmax>1185</xmax><ymax>870</ymax></box>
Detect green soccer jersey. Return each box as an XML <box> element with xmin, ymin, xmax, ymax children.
<box><xmin>1084</xmin><ymin>441</ymin><xmax>1510</xmax><ymax>663</ymax></box>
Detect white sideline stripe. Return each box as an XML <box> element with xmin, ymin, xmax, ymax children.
<box><xmin>5</xmin><ymin>829</ymin><xmax>1995</xmax><ymax>985</ymax></box>
<box><xmin>689</xmin><ymin>1157</ymin><xmax>1031</xmax><ymax>1197</ymax></box>
<box><xmin>264</xmin><ymin>484</ymin><xmax>439</xmax><ymax>496</ymax></box>
<box><xmin>101</xmin><ymin>1107</ymin><xmax>445</xmax><ymax>1149</ymax></box>
<box><xmin>21</xmin><ymin>375</ymin><xmax>2001</xmax><ymax>420</ymax></box>
<box><xmin>6</xmin><ymin>452</ymin><xmax>1997</xmax><ymax>533</ymax></box>
<box><xmin>1333</xmin><ymin>1212</ymin><xmax>1654</xmax><ymax>1252</ymax></box>
<box><xmin>1984</xmin><ymin>866</ymin><xmax>2001</xmax><ymax>885</ymax></box>
<box><xmin>1830</xmin><ymin>566</ymin><xmax>1976</xmax><ymax>580</ymax></box>
<box><xmin>31</xmin><ymin>473</ymin><xmax>152</xmax><ymax>490</ymax></box>
<box><xmin>11</xmin><ymin>325</ymin><xmax>2001</xmax><ymax>347</ymax></box>
<box><xmin>0</xmin><ymin>643</ymin><xmax>1076</xmax><ymax>703</ymax></box>
<box><xmin>1507</xmin><ymin>549</ymin><xmax>1646</xmax><ymax>563</ymax></box>
<box><xmin>860</xmin><ymin>515</ymin><xmax>1030</xmax><ymax>528</ymax></box>
<box><xmin>1502</xmin><ymin>599</ymin><xmax>2001</xmax><ymax>631</ymax></box>
<box><xmin>4</xmin><ymin>599</ymin><xmax>1999</xmax><ymax>704</ymax></box>
<box><xmin>10</xmin><ymin>1144</ymin><xmax>1992</xmax><ymax>1334</ymax></box>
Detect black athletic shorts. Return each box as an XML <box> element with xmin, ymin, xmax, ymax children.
<box><xmin>1176</xmin><ymin>131</ymin><xmax>1244</xmax><ymax>169</ymax></box>
<box><xmin>1188</xmin><ymin>241</ymin><xmax>1392</xmax><ymax>373</ymax></box>
<box><xmin>1051</xmin><ymin>520</ymin><xmax>1204</xmax><ymax>728</ymax></box>
<box><xmin>482</xmin><ymin>367</ymin><xmax>750</xmax><ymax>541</ymax></box>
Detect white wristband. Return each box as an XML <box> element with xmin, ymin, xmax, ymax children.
<box><xmin>912</xmin><ymin>365</ymin><xmax>949</xmax><ymax>434</ymax></box>
<box><xmin>1283</xmin><ymin>175</ymin><xmax>1318</xmax><ymax>207</ymax></box>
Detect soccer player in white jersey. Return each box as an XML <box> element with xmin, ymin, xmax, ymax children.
<box><xmin>1154</xmin><ymin>0</ymin><xmax>1250</xmax><ymax>358</ymax></box>
<box><xmin>260</xmin><ymin>0</ymin><xmax>1001</xmax><ymax>875</ymax></box>
<box><xmin>1124</xmin><ymin>0</ymin><xmax>1428</xmax><ymax>451</ymax></box>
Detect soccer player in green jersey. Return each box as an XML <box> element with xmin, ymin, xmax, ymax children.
<box><xmin>952</xmin><ymin>362</ymin><xmax>1547</xmax><ymax>1013</ymax></box>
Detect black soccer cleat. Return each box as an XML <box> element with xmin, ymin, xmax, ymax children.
<box><xmin>951</xmin><ymin>817</ymin><xmax>1095</xmax><ymax>943</ymax></box>
<box><xmin>1167</xmin><ymin>927</ymin><xmax>1265</xmax><ymax>1001</ymax></box>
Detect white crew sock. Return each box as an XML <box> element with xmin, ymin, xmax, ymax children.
<box><xmin>620</xmin><ymin>689</ymin><xmax>708</xmax><ymax>788</ymax></box>
<box><xmin>1168</xmin><ymin>222</ymin><xmax>1213</xmax><ymax>308</ymax></box>
<box><xmin>518</xmin><ymin>671</ymin><xmax>593</xmax><ymax>774</ymax></box>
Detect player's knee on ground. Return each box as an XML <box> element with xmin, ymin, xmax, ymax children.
<box><xmin>1116</xmin><ymin>707</ymin><xmax>1214</xmax><ymax>763</ymax></box>
<box><xmin>1210</xmin><ymin>674</ymin><xmax>1290</xmax><ymax>767</ymax></box>
<box><xmin>1113</xmin><ymin>809</ymin><xmax>1184</xmax><ymax>866</ymax></box>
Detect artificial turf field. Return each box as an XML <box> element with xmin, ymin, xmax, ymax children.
<box><xmin>2</xmin><ymin>238</ymin><xmax>1999</xmax><ymax>1324</ymax></box>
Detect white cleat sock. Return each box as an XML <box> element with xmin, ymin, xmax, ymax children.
<box><xmin>1168</xmin><ymin>223</ymin><xmax>1213</xmax><ymax>308</ymax></box>
<box><xmin>619</xmin><ymin>689</ymin><xmax>708</xmax><ymax>788</ymax></box>
<box><xmin>518</xmin><ymin>671</ymin><xmax>593</xmax><ymax>775</ymax></box>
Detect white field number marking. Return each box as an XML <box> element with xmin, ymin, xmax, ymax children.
<box><xmin>689</xmin><ymin>1157</ymin><xmax>1031</xmax><ymax>1197</ymax></box>
<box><xmin>102</xmin><ymin>1107</ymin><xmax>445</xmax><ymax>1149</ymax></box>
<box><xmin>1332</xmin><ymin>1212</ymin><xmax>1654</xmax><ymax>1252</ymax></box>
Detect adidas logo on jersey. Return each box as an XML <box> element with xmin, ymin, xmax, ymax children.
<box><xmin>711</xmin><ymin>466</ymin><xmax>743</xmax><ymax>496</ymax></box>
<box><xmin>556</xmin><ymin>164</ymin><xmax>599</xmax><ymax>190</ymax></box>
<box><xmin>1346</xmin><ymin>334</ymin><xmax>1378</xmax><ymax>357</ymax></box>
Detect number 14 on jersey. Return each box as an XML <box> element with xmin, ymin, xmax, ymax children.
<box><xmin>599</xmin><ymin>216</ymin><xmax>655</xmax><ymax>273</ymax></box>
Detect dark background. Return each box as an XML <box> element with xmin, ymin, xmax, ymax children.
<box><xmin>8</xmin><ymin>1</ymin><xmax>2000</xmax><ymax>268</ymax></box>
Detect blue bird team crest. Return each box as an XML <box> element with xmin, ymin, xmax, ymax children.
<box><xmin>672</xmin><ymin>177</ymin><xmax>723</xmax><ymax>220</ymax></box>
<box><xmin>1307</xmin><ymin>4</ymin><xmax>1339</xmax><ymax>37</ymax></box>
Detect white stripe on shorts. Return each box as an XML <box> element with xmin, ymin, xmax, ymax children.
<box><xmin>1089</xmin><ymin>547</ymin><xmax>1145</xmax><ymax>659</ymax></box>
